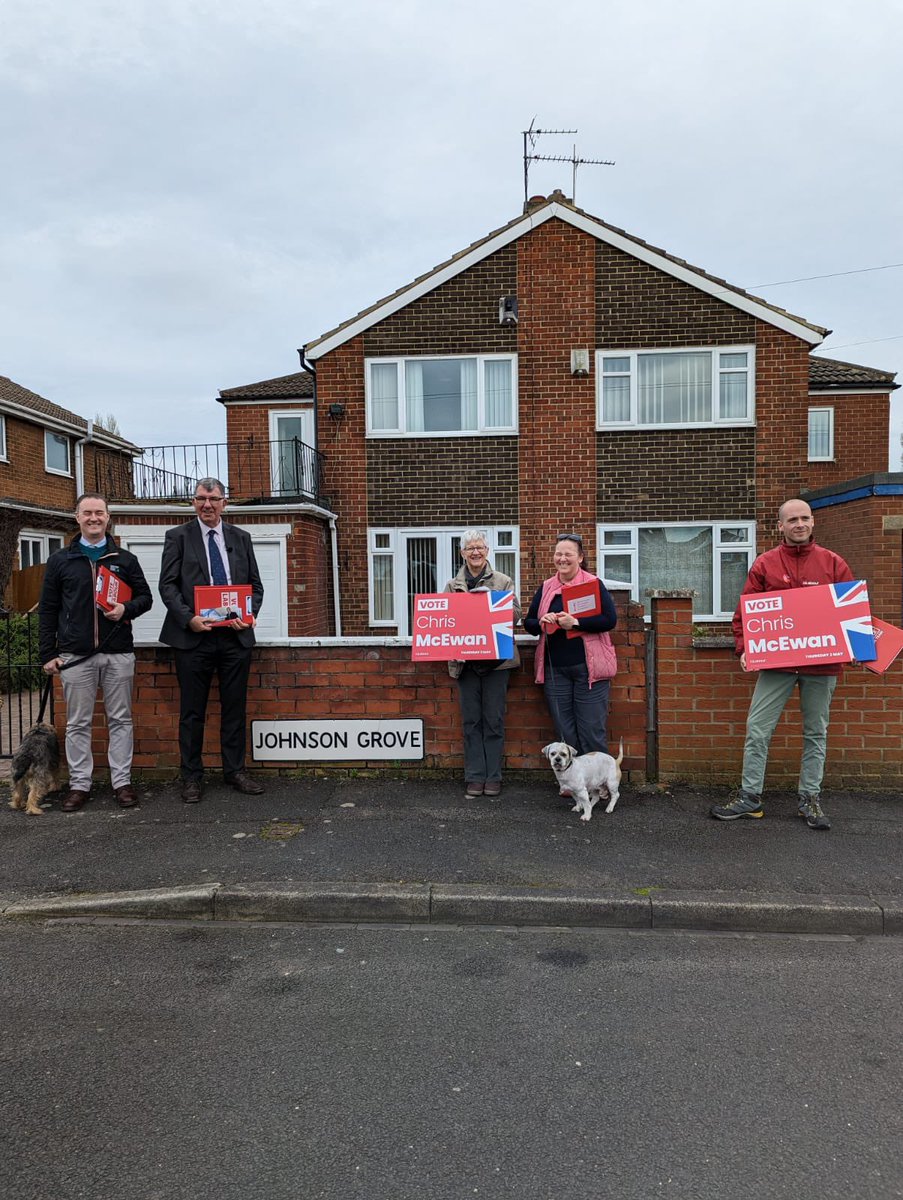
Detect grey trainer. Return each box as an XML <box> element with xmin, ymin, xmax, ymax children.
<box><xmin>798</xmin><ymin>795</ymin><xmax>831</xmax><ymax>831</ymax></box>
<box><xmin>710</xmin><ymin>791</ymin><xmax>764</xmax><ymax>821</ymax></box>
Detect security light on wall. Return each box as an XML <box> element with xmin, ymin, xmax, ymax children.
<box><xmin>570</xmin><ymin>349</ymin><xmax>590</xmax><ymax>377</ymax></box>
<box><xmin>499</xmin><ymin>296</ymin><xmax>518</xmax><ymax>326</ymax></box>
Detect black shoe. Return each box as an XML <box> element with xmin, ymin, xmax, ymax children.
<box><xmin>226</xmin><ymin>770</ymin><xmax>265</xmax><ymax>795</ymax></box>
<box><xmin>181</xmin><ymin>780</ymin><xmax>203</xmax><ymax>804</ymax></box>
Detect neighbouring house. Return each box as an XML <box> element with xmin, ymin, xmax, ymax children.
<box><xmin>0</xmin><ymin>374</ymin><xmax>141</xmax><ymax>607</ymax></box>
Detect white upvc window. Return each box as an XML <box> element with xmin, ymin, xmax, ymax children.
<box><xmin>0</xmin><ymin>415</ymin><xmax>7</xmax><ymax>460</ymax></box>
<box><xmin>18</xmin><ymin>531</ymin><xmax>64</xmax><ymax>569</ymax></box>
<box><xmin>598</xmin><ymin>522</ymin><xmax>755</xmax><ymax>619</ymax></box>
<box><xmin>368</xmin><ymin>526</ymin><xmax>520</xmax><ymax>633</ymax></box>
<box><xmin>45</xmin><ymin>430</ymin><xmax>72</xmax><ymax>475</ymax></box>
<box><xmin>268</xmin><ymin>408</ymin><xmax>316</xmax><ymax>495</ymax></box>
<box><xmin>365</xmin><ymin>354</ymin><xmax>517</xmax><ymax>437</ymax></box>
<box><xmin>597</xmin><ymin>346</ymin><xmax>755</xmax><ymax>428</ymax></box>
<box><xmin>808</xmin><ymin>407</ymin><xmax>834</xmax><ymax>461</ymax></box>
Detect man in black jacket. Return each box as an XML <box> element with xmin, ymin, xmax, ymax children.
<box><xmin>158</xmin><ymin>477</ymin><xmax>264</xmax><ymax>802</ymax></box>
<box><xmin>39</xmin><ymin>493</ymin><xmax>153</xmax><ymax>811</ymax></box>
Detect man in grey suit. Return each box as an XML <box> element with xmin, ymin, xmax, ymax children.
<box><xmin>159</xmin><ymin>477</ymin><xmax>265</xmax><ymax>802</ymax></box>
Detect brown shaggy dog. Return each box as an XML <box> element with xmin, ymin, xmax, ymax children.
<box><xmin>9</xmin><ymin>723</ymin><xmax>62</xmax><ymax>816</ymax></box>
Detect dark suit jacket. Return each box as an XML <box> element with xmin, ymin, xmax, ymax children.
<box><xmin>158</xmin><ymin>520</ymin><xmax>264</xmax><ymax>650</ymax></box>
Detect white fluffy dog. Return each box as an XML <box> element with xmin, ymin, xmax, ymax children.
<box><xmin>541</xmin><ymin>740</ymin><xmax>624</xmax><ymax>821</ymax></box>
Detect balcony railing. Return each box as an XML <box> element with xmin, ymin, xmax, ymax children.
<box><xmin>94</xmin><ymin>438</ymin><xmax>325</xmax><ymax>504</ymax></box>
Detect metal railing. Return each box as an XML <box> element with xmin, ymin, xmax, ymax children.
<box><xmin>94</xmin><ymin>438</ymin><xmax>325</xmax><ymax>504</ymax></box>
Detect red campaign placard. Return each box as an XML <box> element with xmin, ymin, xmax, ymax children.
<box><xmin>562</xmin><ymin>578</ymin><xmax>601</xmax><ymax>639</ymax></box>
<box><xmin>863</xmin><ymin>617</ymin><xmax>903</xmax><ymax>675</ymax></box>
<box><xmin>95</xmin><ymin>566</ymin><xmax>132</xmax><ymax>612</ymax></box>
<box><xmin>411</xmin><ymin>591</ymin><xmax>515</xmax><ymax>662</ymax></box>
<box><xmin>194</xmin><ymin>585</ymin><xmax>254</xmax><ymax>627</ymax></box>
<box><xmin>740</xmin><ymin>580</ymin><xmax>877</xmax><ymax>671</ymax></box>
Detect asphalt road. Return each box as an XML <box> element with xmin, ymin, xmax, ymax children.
<box><xmin>3</xmin><ymin>921</ymin><xmax>902</xmax><ymax>1200</ymax></box>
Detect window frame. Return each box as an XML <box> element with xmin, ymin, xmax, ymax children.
<box><xmin>367</xmin><ymin>525</ymin><xmax>520</xmax><ymax>632</ymax></box>
<box><xmin>44</xmin><ymin>429</ymin><xmax>72</xmax><ymax>476</ymax></box>
<box><xmin>268</xmin><ymin>407</ymin><xmax>316</xmax><ymax>495</ymax></box>
<box><xmin>596</xmin><ymin>345</ymin><xmax>755</xmax><ymax>429</ymax></box>
<box><xmin>807</xmin><ymin>406</ymin><xmax>835</xmax><ymax>461</ymax></box>
<box><xmin>0</xmin><ymin>414</ymin><xmax>7</xmax><ymax>461</ymax></box>
<box><xmin>18</xmin><ymin>530</ymin><xmax>64</xmax><ymax>569</ymax></box>
<box><xmin>597</xmin><ymin>521</ymin><xmax>755</xmax><ymax>620</ymax></box>
<box><xmin>364</xmin><ymin>353</ymin><xmax>518</xmax><ymax>438</ymax></box>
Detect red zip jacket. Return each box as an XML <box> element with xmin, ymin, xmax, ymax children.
<box><xmin>731</xmin><ymin>538</ymin><xmax>855</xmax><ymax>675</ymax></box>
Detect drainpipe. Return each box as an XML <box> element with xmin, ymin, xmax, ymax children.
<box><xmin>74</xmin><ymin>419</ymin><xmax>94</xmax><ymax>496</ymax></box>
<box><xmin>297</xmin><ymin>345</ymin><xmax>318</xmax><ymax>444</ymax></box>
<box><xmin>299</xmin><ymin>346</ymin><xmax>341</xmax><ymax>636</ymax></box>
<box><xmin>328</xmin><ymin>514</ymin><xmax>342</xmax><ymax>637</ymax></box>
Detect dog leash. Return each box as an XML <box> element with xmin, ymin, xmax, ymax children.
<box><xmin>36</xmin><ymin>623</ymin><xmax>126</xmax><ymax>724</ymax></box>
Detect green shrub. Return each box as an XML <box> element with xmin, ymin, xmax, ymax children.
<box><xmin>0</xmin><ymin>613</ymin><xmax>44</xmax><ymax>692</ymax></box>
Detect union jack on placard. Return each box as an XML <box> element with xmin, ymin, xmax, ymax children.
<box><xmin>488</xmin><ymin>590</ymin><xmax>515</xmax><ymax>659</ymax></box>
<box><xmin>839</xmin><ymin>614</ymin><xmax>878</xmax><ymax>662</ymax></box>
<box><xmin>831</xmin><ymin>580</ymin><xmax>870</xmax><ymax>608</ymax></box>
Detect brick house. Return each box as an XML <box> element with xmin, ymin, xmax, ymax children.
<box><xmin>275</xmin><ymin>191</ymin><xmax>896</xmax><ymax>634</ymax></box>
<box><xmin>0</xmin><ymin>374</ymin><xmax>140</xmax><ymax>602</ymax></box>
<box><xmin>83</xmin><ymin>194</ymin><xmax>903</xmax><ymax>786</ymax></box>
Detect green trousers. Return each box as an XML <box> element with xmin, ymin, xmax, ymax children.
<box><xmin>741</xmin><ymin>671</ymin><xmax>838</xmax><ymax>798</ymax></box>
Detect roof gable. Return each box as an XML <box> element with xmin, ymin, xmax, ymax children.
<box><xmin>305</xmin><ymin>198</ymin><xmax>828</xmax><ymax>359</ymax></box>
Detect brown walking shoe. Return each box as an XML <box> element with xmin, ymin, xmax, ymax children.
<box><xmin>61</xmin><ymin>789</ymin><xmax>90</xmax><ymax>812</ymax></box>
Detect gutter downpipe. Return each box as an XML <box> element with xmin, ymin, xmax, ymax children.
<box><xmin>299</xmin><ymin>345</ymin><xmax>342</xmax><ymax>637</ymax></box>
<box><xmin>328</xmin><ymin>514</ymin><xmax>342</xmax><ymax>637</ymax></box>
<box><xmin>74</xmin><ymin>419</ymin><xmax>94</xmax><ymax>496</ymax></box>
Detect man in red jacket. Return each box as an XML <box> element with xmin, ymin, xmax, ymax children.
<box><xmin>711</xmin><ymin>498</ymin><xmax>854</xmax><ymax>831</ymax></box>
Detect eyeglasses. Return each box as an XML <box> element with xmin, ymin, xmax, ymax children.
<box><xmin>556</xmin><ymin>533</ymin><xmax>583</xmax><ymax>546</ymax></box>
<box><xmin>194</xmin><ymin>496</ymin><xmax>225</xmax><ymax>504</ymax></box>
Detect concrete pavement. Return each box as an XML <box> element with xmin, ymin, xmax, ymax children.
<box><xmin>2</xmin><ymin>774</ymin><xmax>902</xmax><ymax>934</ymax></box>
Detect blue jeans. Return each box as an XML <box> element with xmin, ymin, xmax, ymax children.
<box><xmin>543</xmin><ymin>662</ymin><xmax>610</xmax><ymax>754</ymax></box>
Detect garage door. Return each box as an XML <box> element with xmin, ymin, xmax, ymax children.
<box><xmin>117</xmin><ymin>528</ymin><xmax>287</xmax><ymax>644</ymax></box>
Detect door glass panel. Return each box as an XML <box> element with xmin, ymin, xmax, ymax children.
<box><xmin>406</xmin><ymin>537</ymin><xmax>437</xmax><ymax>634</ymax></box>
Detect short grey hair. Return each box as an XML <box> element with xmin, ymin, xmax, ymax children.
<box><xmin>195</xmin><ymin>477</ymin><xmax>226</xmax><ymax>497</ymax></box>
<box><xmin>460</xmin><ymin>528</ymin><xmax>490</xmax><ymax>552</ymax></box>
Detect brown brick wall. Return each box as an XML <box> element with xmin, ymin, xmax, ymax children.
<box><xmin>367</xmin><ymin>437</ymin><xmax>518</xmax><ymax>526</ymax></box>
<box><xmin>517</xmin><ymin>219</ymin><xmax>598</xmax><ymax>597</ymax></box>
<box><xmin>362</xmin><ymin>246</ymin><xmax>518</xmax><ymax>356</ymax></box>
<box><xmin>0</xmin><ymin>417</ymin><xmax>78</xmax><ymax>509</ymax></box>
<box><xmin>598</xmin><ymin>429</ymin><xmax>755</xmax><ymax>521</ymax></box>
<box><xmin>805</xmin><ymin>391</ymin><xmax>892</xmax><ymax>486</ymax></box>
<box><xmin>287</xmin><ymin>516</ymin><xmax>333</xmax><ymax>636</ymax></box>
<box><xmin>597</xmin><ymin>243</ymin><xmax>756</xmax><ymax>347</ymax></box>
<box><xmin>749</xmin><ymin>321</ymin><xmax>812</xmax><ymax>545</ymax></box>
<box><xmin>318</xmin><ymin>339</ymin><xmax>370</xmax><ymax>633</ymax></box>
<box><xmin>806</xmin><ymin>497</ymin><xmax>903</xmax><ymax>624</ymax></box>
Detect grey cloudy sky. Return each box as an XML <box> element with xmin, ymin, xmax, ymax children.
<box><xmin>2</xmin><ymin>0</ymin><xmax>902</xmax><ymax>461</ymax></box>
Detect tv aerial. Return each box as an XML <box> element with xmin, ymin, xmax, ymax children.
<box><xmin>522</xmin><ymin>119</ymin><xmax>614</xmax><ymax>204</ymax></box>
